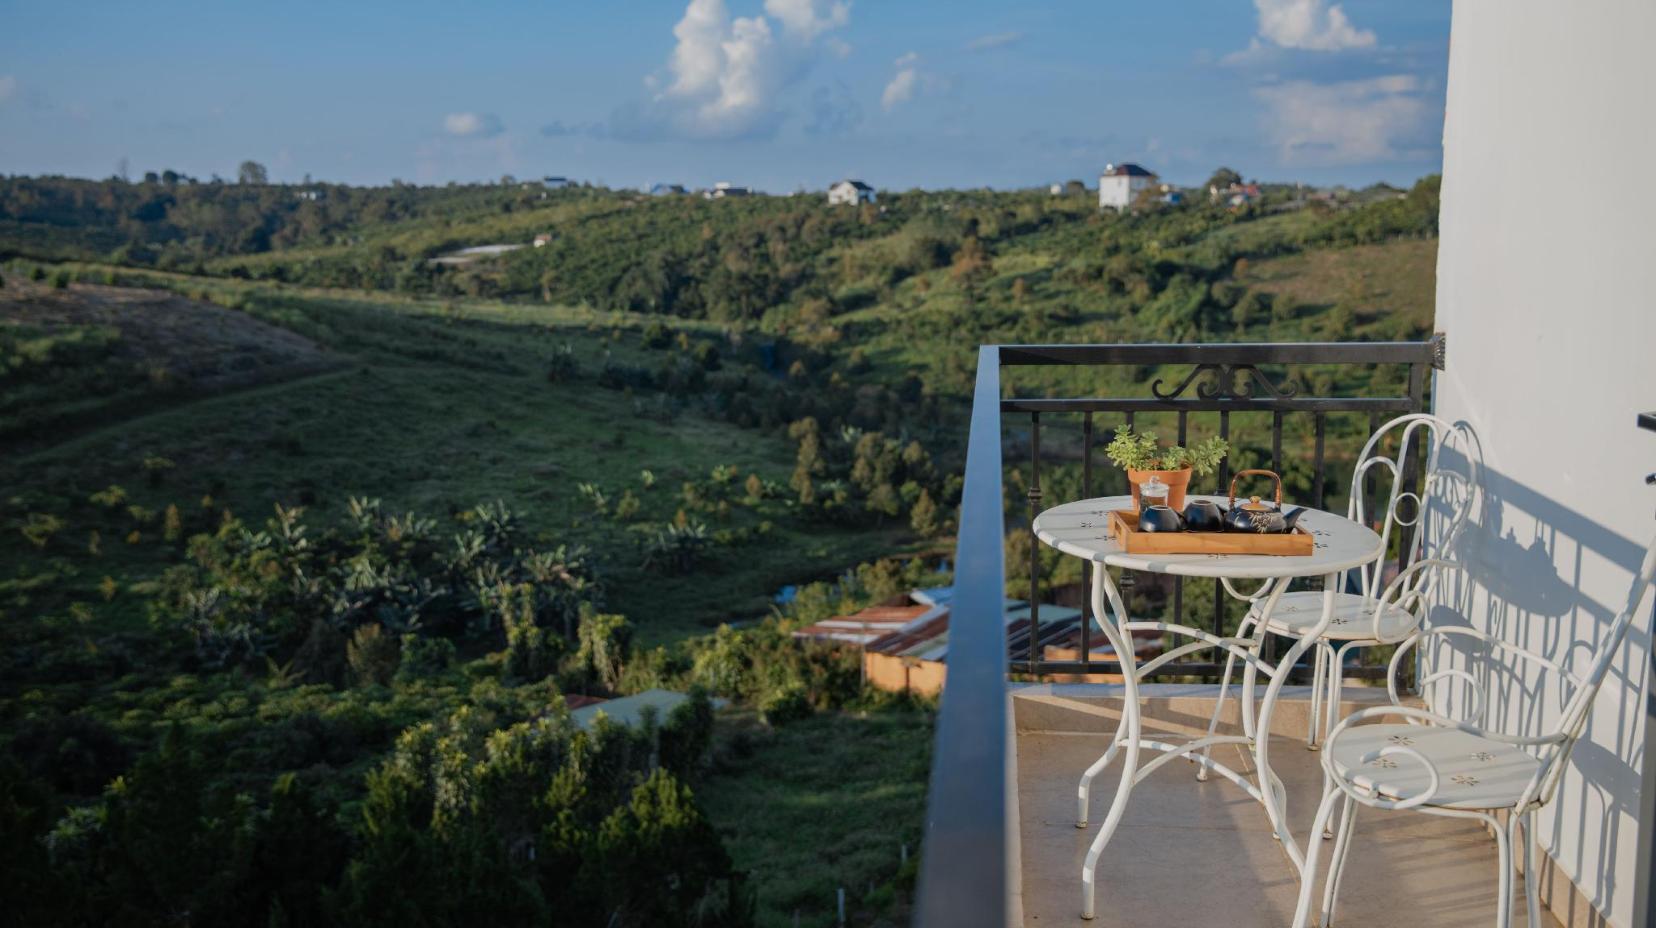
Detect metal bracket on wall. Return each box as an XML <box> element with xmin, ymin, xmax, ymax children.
<box><xmin>1430</xmin><ymin>332</ymin><xmax>1447</xmax><ymax>370</ymax></box>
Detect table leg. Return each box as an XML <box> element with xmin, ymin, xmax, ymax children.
<box><xmin>1080</xmin><ymin>561</ymin><xmax>1143</xmax><ymax>920</ymax></box>
<box><xmin>1254</xmin><ymin>573</ymin><xmax>1339</xmax><ymax>872</ymax></box>
<box><xmin>1195</xmin><ymin>611</ymin><xmax>1258</xmax><ymax>782</ymax></box>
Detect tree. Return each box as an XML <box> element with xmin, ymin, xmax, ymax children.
<box><xmin>576</xmin><ymin>608</ymin><xmax>633</xmax><ymax>693</ymax></box>
<box><xmin>1206</xmin><ymin>167</ymin><xmax>1242</xmax><ymax>191</ymax></box>
<box><xmin>909</xmin><ymin>488</ymin><xmax>940</xmax><ymax>536</ymax></box>
<box><xmin>238</xmin><ymin>161</ymin><xmax>269</xmax><ymax>185</ymax></box>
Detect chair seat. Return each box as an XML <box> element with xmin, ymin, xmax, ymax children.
<box><xmin>1258</xmin><ymin>591</ymin><xmax>1417</xmax><ymax>642</ymax></box>
<box><xmin>1327</xmin><ymin>724</ymin><xmax>1540</xmax><ymax>811</ymax></box>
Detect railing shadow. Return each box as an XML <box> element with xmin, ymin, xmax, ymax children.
<box><xmin>1429</xmin><ymin>440</ymin><xmax>1653</xmax><ymax>920</ymax></box>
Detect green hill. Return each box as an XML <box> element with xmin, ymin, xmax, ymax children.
<box><xmin>0</xmin><ymin>173</ymin><xmax>1441</xmax><ymax>927</ymax></box>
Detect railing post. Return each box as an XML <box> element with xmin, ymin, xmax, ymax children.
<box><xmin>1028</xmin><ymin>412</ymin><xmax>1041</xmax><ymax>673</ymax></box>
<box><xmin>915</xmin><ymin>346</ymin><xmax>1007</xmax><ymax>928</ymax></box>
<box><xmin>1081</xmin><ymin>412</ymin><xmax>1093</xmax><ymax>670</ymax></box>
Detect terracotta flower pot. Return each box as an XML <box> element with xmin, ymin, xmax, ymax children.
<box><xmin>1127</xmin><ymin>467</ymin><xmax>1193</xmax><ymax>510</ymax></box>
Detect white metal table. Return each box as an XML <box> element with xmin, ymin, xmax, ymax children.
<box><xmin>1032</xmin><ymin>494</ymin><xmax>1384</xmax><ymax>920</ymax></box>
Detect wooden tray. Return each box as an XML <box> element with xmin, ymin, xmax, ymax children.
<box><xmin>1107</xmin><ymin>510</ymin><xmax>1313</xmax><ymax>556</ymax></box>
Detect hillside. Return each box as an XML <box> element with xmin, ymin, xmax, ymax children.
<box><xmin>0</xmin><ymin>175</ymin><xmax>1440</xmax><ymax>927</ymax></box>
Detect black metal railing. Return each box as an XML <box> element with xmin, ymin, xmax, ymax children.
<box><xmin>1003</xmin><ymin>340</ymin><xmax>1442</xmax><ymax>681</ymax></box>
<box><xmin>914</xmin><ymin>346</ymin><xmax>1009</xmax><ymax>927</ymax></box>
<box><xmin>914</xmin><ymin>340</ymin><xmax>1444</xmax><ymax>928</ymax></box>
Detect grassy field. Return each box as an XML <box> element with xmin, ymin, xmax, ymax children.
<box><xmin>1</xmin><ymin>277</ymin><xmax>912</xmax><ymax>648</ymax></box>
<box><xmin>1237</xmin><ymin>237</ymin><xmax>1437</xmax><ymax>328</ymax></box>
<box><xmin>701</xmin><ymin>707</ymin><xmax>933</xmax><ymax>928</ymax></box>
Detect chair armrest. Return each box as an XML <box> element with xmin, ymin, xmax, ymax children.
<box><xmin>1387</xmin><ymin>625</ymin><xmax>1583</xmax><ymax>736</ymax></box>
<box><xmin>1366</xmin><ymin>557</ymin><xmax>1459</xmax><ymax>642</ymax></box>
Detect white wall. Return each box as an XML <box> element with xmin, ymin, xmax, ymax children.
<box><xmin>1098</xmin><ymin>174</ymin><xmax>1152</xmax><ymax>210</ymax></box>
<box><xmin>1098</xmin><ymin>175</ymin><xmax>1130</xmax><ymax>210</ymax></box>
<box><xmin>1435</xmin><ymin>2</ymin><xmax>1656</xmax><ymax>925</ymax></box>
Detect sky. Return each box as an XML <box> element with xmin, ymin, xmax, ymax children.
<box><xmin>0</xmin><ymin>0</ymin><xmax>1451</xmax><ymax>191</ymax></box>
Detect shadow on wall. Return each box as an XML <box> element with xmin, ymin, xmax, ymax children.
<box><xmin>1428</xmin><ymin>436</ymin><xmax>1654</xmax><ymax>917</ymax></box>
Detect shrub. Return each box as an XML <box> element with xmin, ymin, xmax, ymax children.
<box><xmin>758</xmin><ymin>683</ymin><xmax>812</xmax><ymax>726</ymax></box>
<box><xmin>347</xmin><ymin>624</ymin><xmax>401</xmax><ymax>686</ymax></box>
<box><xmin>19</xmin><ymin>512</ymin><xmax>64</xmax><ymax>549</ymax></box>
<box><xmin>546</xmin><ymin>342</ymin><xmax>578</xmax><ymax>382</ymax></box>
<box><xmin>642</xmin><ymin>319</ymin><xmax>672</xmax><ymax>348</ymax></box>
<box><xmin>142</xmin><ymin>455</ymin><xmax>175</xmax><ymax>486</ymax></box>
<box><xmin>396</xmin><ymin>634</ymin><xmax>456</xmax><ymax>682</ymax></box>
<box><xmin>642</xmin><ymin>521</ymin><xmax>710</xmax><ymax>574</ymax></box>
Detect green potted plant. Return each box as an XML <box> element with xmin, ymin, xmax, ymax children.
<box><xmin>1104</xmin><ymin>425</ymin><xmax>1229</xmax><ymax>510</ymax></box>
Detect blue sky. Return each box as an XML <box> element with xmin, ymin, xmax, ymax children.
<box><xmin>0</xmin><ymin>0</ymin><xmax>1450</xmax><ymax>191</ymax></box>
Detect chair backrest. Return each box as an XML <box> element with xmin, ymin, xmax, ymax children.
<box><xmin>1536</xmin><ymin>526</ymin><xmax>1656</xmax><ymax>803</ymax></box>
<box><xmin>1347</xmin><ymin>413</ymin><xmax>1478</xmax><ymax>599</ymax></box>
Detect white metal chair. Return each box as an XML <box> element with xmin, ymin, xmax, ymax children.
<box><xmin>1200</xmin><ymin>413</ymin><xmax>1478</xmax><ymax>766</ymax></box>
<box><xmin>1292</xmin><ymin>527</ymin><xmax>1656</xmax><ymax>928</ymax></box>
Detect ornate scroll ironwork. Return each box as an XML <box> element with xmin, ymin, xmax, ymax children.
<box><xmin>1149</xmin><ymin>363</ymin><xmax>1300</xmax><ymax>400</ymax></box>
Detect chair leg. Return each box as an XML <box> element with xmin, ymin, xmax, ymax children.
<box><xmin>1324</xmin><ymin>644</ymin><xmax>1348</xmax><ymax>755</ymax></box>
<box><xmin>1197</xmin><ymin>614</ymin><xmax>1255</xmax><ymax>781</ymax></box>
<box><xmin>1307</xmin><ymin>642</ymin><xmax>1328</xmax><ymax>750</ymax></box>
<box><xmin>1515</xmin><ymin>810</ymin><xmax>1541</xmax><ymax>928</ymax></box>
<box><xmin>1292</xmin><ymin>782</ymin><xmax>1343</xmax><ymax>928</ymax></box>
<box><xmin>1319</xmin><ymin>794</ymin><xmax>1358</xmax><ymax>927</ymax></box>
<box><xmin>1492</xmin><ymin>813</ymin><xmax>1514</xmax><ymax>928</ymax></box>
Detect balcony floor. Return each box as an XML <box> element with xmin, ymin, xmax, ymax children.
<box><xmin>1012</xmin><ymin>685</ymin><xmax>1561</xmax><ymax>928</ymax></box>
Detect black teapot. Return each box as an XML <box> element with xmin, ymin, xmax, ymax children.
<box><xmin>1224</xmin><ymin>470</ymin><xmax>1308</xmax><ymax>534</ymax></box>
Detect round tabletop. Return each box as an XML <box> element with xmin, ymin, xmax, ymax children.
<box><xmin>1033</xmin><ymin>494</ymin><xmax>1384</xmax><ymax>579</ymax></box>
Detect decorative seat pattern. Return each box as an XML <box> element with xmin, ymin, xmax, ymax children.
<box><xmin>1261</xmin><ymin>591</ymin><xmax>1419</xmax><ymax>642</ymax></box>
<box><xmin>1326</xmin><ymin>724</ymin><xmax>1539</xmax><ymax>811</ymax></box>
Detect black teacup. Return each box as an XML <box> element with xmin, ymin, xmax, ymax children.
<box><xmin>1139</xmin><ymin>505</ymin><xmax>1186</xmax><ymax>533</ymax></box>
<box><xmin>1183</xmin><ymin>500</ymin><xmax>1225</xmax><ymax>532</ymax></box>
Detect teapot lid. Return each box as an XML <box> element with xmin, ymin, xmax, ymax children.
<box><xmin>1239</xmin><ymin>494</ymin><xmax>1273</xmax><ymax>511</ymax></box>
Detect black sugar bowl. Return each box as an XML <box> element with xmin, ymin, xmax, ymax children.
<box><xmin>1182</xmin><ymin>499</ymin><xmax>1226</xmax><ymax>532</ymax></box>
<box><xmin>1139</xmin><ymin>505</ymin><xmax>1187</xmax><ymax>533</ymax></box>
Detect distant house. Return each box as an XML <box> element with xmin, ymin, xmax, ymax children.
<box><xmin>828</xmin><ymin>179</ymin><xmax>875</xmax><ymax>206</ymax></box>
<box><xmin>790</xmin><ymin>586</ymin><xmax>1154</xmax><ymax>696</ymax></box>
<box><xmin>533</xmin><ymin>233</ymin><xmax>553</xmax><ymax>248</ymax></box>
<box><xmin>296</xmin><ymin>188</ymin><xmax>324</xmax><ymax>202</ymax></box>
<box><xmin>1209</xmin><ymin>182</ymin><xmax>1262</xmax><ymax>208</ymax></box>
<box><xmin>650</xmin><ymin>183</ymin><xmax>687</xmax><ymax>196</ymax></box>
<box><xmin>1098</xmin><ymin>162</ymin><xmax>1157</xmax><ymax>210</ymax></box>
<box><xmin>706</xmin><ymin>181</ymin><xmax>750</xmax><ymax>199</ymax></box>
<box><xmin>1159</xmin><ymin>183</ymin><xmax>1183</xmax><ymax>206</ymax></box>
<box><xmin>542</xmin><ymin>176</ymin><xmax>573</xmax><ymax>189</ymax></box>
<box><xmin>427</xmin><ymin>243</ymin><xmax>527</xmax><ymax>267</ymax></box>
<box><xmin>566</xmin><ymin>688</ymin><xmax>725</xmax><ymax>730</ymax></box>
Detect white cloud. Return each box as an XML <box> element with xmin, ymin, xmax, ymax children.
<box><xmin>966</xmin><ymin>32</ymin><xmax>1022</xmax><ymax>52</ymax></box>
<box><xmin>1254</xmin><ymin>75</ymin><xmax>1431</xmax><ymax>164</ymax></box>
<box><xmin>881</xmin><ymin>52</ymin><xmax>920</xmax><ymax>111</ymax></box>
<box><xmin>0</xmin><ymin>76</ymin><xmax>16</xmax><ymax>103</ymax></box>
<box><xmin>444</xmin><ymin>112</ymin><xmax>505</xmax><ymax>138</ymax></box>
<box><xmin>1252</xmin><ymin>0</ymin><xmax>1375</xmax><ymax>51</ymax></box>
<box><xmin>762</xmin><ymin>0</ymin><xmax>850</xmax><ymax>43</ymax></box>
<box><xmin>622</xmin><ymin>0</ymin><xmax>851</xmax><ymax>141</ymax></box>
